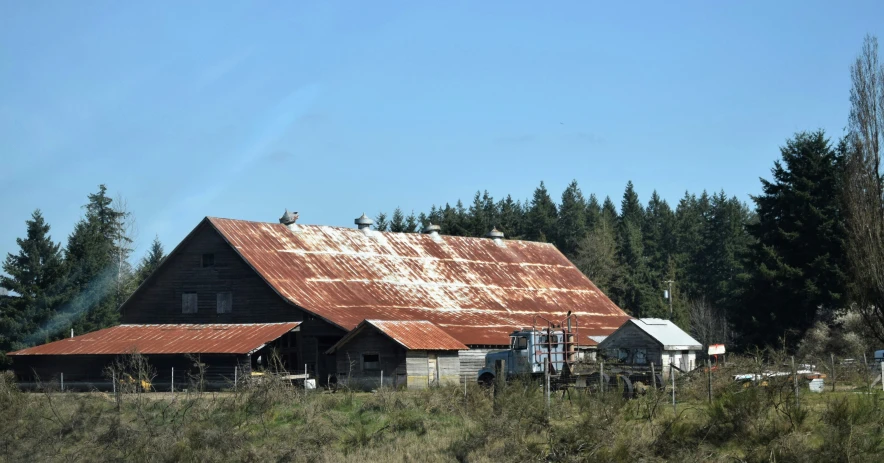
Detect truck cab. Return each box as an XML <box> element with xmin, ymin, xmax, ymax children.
<box><xmin>477</xmin><ymin>328</ymin><xmax>572</xmax><ymax>385</ymax></box>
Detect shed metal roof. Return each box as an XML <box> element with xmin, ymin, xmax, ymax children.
<box><xmin>625</xmin><ymin>318</ymin><xmax>702</xmax><ymax>350</ymax></box>
<box><xmin>327</xmin><ymin>319</ymin><xmax>468</xmax><ymax>353</ymax></box>
<box><xmin>8</xmin><ymin>322</ymin><xmax>300</xmax><ymax>356</ymax></box>
<box><xmin>208</xmin><ymin>217</ymin><xmax>630</xmax><ymax>346</ymax></box>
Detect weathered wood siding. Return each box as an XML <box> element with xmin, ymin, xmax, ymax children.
<box><xmin>333</xmin><ymin>329</ymin><xmax>406</xmax><ymax>390</ymax></box>
<box><xmin>404</xmin><ymin>351</ymin><xmax>460</xmax><ymax>388</ymax></box>
<box><xmin>438</xmin><ymin>351</ymin><xmax>460</xmax><ymax>386</ymax></box>
<box><xmin>119</xmin><ymin>221</ymin><xmax>347</xmax><ymax>384</ymax></box>
<box><xmin>121</xmin><ymin>222</ymin><xmax>302</xmax><ymax>324</ymax></box>
<box><xmin>598</xmin><ymin>323</ymin><xmax>663</xmax><ymax>366</ymax></box>
<box><xmin>459</xmin><ymin>348</ymin><xmax>499</xmax><ymax>381</ymax></box>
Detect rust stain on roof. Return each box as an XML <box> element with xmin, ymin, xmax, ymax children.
<box><xmin>8</xmin><ymin>322</ymin><xmax>300</xmax><ymax>356</ymax></box>
<box><xmin>209</xmin><ymin>217</ymin><xmax>630</xmax><ymax>346</ymax></box>
<box><xmin>366</xmin><ymin>320</ymin><xmax>468</xmax><ymax>351</ymax></box>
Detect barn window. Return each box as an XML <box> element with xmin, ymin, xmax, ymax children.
<box><xmin>362</xmin><ymin>353</ymin><xmax>380</xmax><ymax>371</ymax></box>
<box><xmin>182</xmin><ymin>293</ymin><xmax>198</xmax><ymax>313</ymax></box>
<box><xmin>201</xmin><ymin>253</ymin><xmax>215</xmax><ymax>268</ymax></box>
<box><xmin>634</xmin><ymin>349</ymin><xmax>647</xmax><ymax>364</ymax></box>
<box><xmin>216</xmin><ymin>292</ymin><xmax>232</xmax><ymax>313</ymax></box>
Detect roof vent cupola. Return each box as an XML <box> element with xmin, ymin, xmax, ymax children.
<box><xmin>280</xmin><ymin>209</ymin><xmax>301</xmax><ymax>233</ymax></box>
<box><xmin>355</xmin><ymin>213</ymin><xmax>374</xmax><ymax>236</ymax></box>
<box><xmin>486</xmin><ymin>227</ymin><xmax>505</xmax><ymax>246</ymax></box>
<box><xmin>422</xmin><ymin>223</ymin><xmax>443</xmax><ymax>243</ymax></box>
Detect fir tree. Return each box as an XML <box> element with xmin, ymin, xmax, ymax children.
<box><xmin>468</xmin><ymin>191</ymin><xmax>489</xmax><ymax>236</ymax></box>
<box><xmin>135</xmin><ymin>236</ymin><xmax>165</xmax><ymax>285</ymax></box>
<box><xmin>601</xmin><ymin>196</ymin><xmax>619</xmax><ymax>225</ymax></box>
<box><xmin>374</xmin><ymin>212</ymin><xmax>389</xmax><ymax>231</ymax></box>
<box><xmin>585</xmin><ymin>194</ymin><xmax>601</xmax><ymax>230</ymax></box>
<box><xmin>0</xmin><ymin>210</ymin><xmax>67</xmax><ymax>360</ymax></box>
<box><xmin>526</xmin><ymin>181</ymin><xmax>557</xmax><ymax>243</ymax></box>
<box><xmin>389</xmin><ymin>208</ymin><xmax>406</xmax><ymax>233</ymax></box>
<box><xmin>740</xmin><ymin>131</ymin><xmax>847</xmax><ymax>348</ymax></box>
<box><xmin>615</xmin><ymin>182</ymin><xmax>659</xmax><ymax>317</ymax></box>
<box><xmin>497</xmin><ymin>195</ymin><xmax>522</xmax><ymax>239</ymax></box>
<box><xmin>405</xmin><ymin>211</ymin><xmax>418</xmax><ymax>233</ymax></box>
<box><xmin>575</xmin><ymin>215</ymin><xmax>619</xmax><ymax>294</ymax></box>
<box><xmin>556</xmin><ymin>180</ymin><xmax>587</xmax><ymax>256</ymax></box>
<box><xmin>62</xmin><ymin>185</ymin><xmax>134</xmax><ymax>335</ymax></box>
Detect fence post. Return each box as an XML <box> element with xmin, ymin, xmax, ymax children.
<box><xmin>599</xmin><ymin>360</ymin><xmax>604</xmax><ymax>394</ymax></box>
<box><xmin>381</xmin><ymin>369</ymin><xmax>384</xmax><ymax>389</ymax></box>
<box><xmin>650</xmin><ymin>362</ymin><xmax>656</xmax><ymax>390</ymax></box>
<box><xmin>234</xmin><ymin>366</ymin><xmax>238</xmax><ymax>391</ymax></box>
<box><xmin>863</xmin><ymin>353</ymin><xmax>870</xmax><ymax>393</ymax></box>
<box><xmin>831</xmin><ymin>354</ymin><xmax>835</xmax><ymax>392</ymax></box>
<box><xmin>545</xmin><ymin>361</ymin><xmax>550</xmax><ymax>418</ymax></box>
<box><xmin>171</xmin><ymin>367</ymin><xmax>174</xmax><ymax>393</ymax></box>
<box><xmin>791</xmin><ymin>356</ymin><xmax>799</xmax><ymax>408</ymax></box>
<box><xmin>671</xmin><ymin>364</ymin><xmax>676</xmax><ymax>413</ymax></box>
<box><xmin>112</xmin><ymin>370</ymin><xmax>116</xmax><ymax>395</ymax></box>
<box><xmin>707</xmin><ymin>358</ymin><xmax>712</xmax><ymax>403</ymax></box>
<box><xmin>61</xmin><ymin>372</ymin><xmax>64</xmax><ymax>392</ymax></box>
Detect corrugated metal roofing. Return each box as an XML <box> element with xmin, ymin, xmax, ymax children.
<box><xmin>8</xmin><ymin>322</ymin><xmax>300</xmax><ymax>356</ymax></box>
<box><xmin>627</xmin><ymin>318</ymin><xmax>702</xmax><ymax>350</ymax></box>
<box><xmin>209</xmin><ymin>217</ymin><xmax>630</xmax><ymax>346</ymax></box>
<box><xmin>340</xmin><ymin>320</ymin><xmax>468</xmax><ymax>351</ymax></box>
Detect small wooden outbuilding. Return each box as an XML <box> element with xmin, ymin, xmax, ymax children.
<box><xmin>326</xmin><ymin>320</ymin><xmax>468</xmax><ymax>390</ymax></box>
<box><xmin>598</xmin><ymin>318</ymin><xmax>702</xmax><ymax>379</ymax></box>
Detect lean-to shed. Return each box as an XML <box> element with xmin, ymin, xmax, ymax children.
<box><xmin>326</xmin><ymin>319</ymin><xmax>468</xmax><ymax>389</ymax></box>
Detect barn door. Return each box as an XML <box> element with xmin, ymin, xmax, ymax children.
<box><xmin>428</xmin><ymin>353</ymin><xmax>439</xmax><ymax>387</ymax></box>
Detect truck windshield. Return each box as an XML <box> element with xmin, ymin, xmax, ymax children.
<box><xmin>510</xmin><ymin>336</ymin><xmax>528</xmax><ymax>349</ymax></box>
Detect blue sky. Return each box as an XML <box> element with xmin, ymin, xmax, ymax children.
<box><xmin>1</xmin><ymin>1</ymin><xmax>882</xmax><ymax>263</ymax></box>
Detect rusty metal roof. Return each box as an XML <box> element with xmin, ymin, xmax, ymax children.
<box><xmin>208</xmin><ymin>217</ymin><xmax>630</xmax><ymax>346</ymax></box>
<box><xmin>8</xmin><ymin>322</ymin><xmax>300</xmax><ymax>356</ymax></box>
<box><xmin>327</xmin><ymin>320</ymin><xmax>468</xmax><ymax>353</ymax></box>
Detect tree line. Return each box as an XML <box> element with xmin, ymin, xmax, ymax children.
<box><xmin>2</xmin><ymin>35</ymin><xmax>883</xmax><ymax>365</ymax></box>
<box><xmin>0</xmin><ymin>185</ymin><xmax>165</xmax><ymax>366</ymax></box>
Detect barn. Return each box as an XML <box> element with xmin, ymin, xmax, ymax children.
<box><xmin>10</xmin><ymin>211</ymin><xmax>630</xmax><ymax>389</ymax></box>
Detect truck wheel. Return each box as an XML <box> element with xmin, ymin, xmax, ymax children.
<box><xmin>616</xmin><ymin>375</ymin><xmax>634</xmax><ymax>398</ymax></box>
<box><xmin>478</xmin><ymin>373</ymin><xmax>495</xmax><ymax>388</ymax></box>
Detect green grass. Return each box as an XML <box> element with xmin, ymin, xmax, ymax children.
<box><xmin>1</xmin><ymin>369</ymin><xmax>883</xmax><ymax>462</ymax></box>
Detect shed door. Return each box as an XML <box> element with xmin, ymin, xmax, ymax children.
<box><xmin>428</xmin><ymin>353</ymin><xmax>439</xmax><ymax>387</ymax></box>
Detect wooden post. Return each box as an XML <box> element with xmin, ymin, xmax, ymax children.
<box><xmin>650</xmin><ymin>362</ymin><xmax>656</xmax><ymax>390</ymax></box>
<box><xmin>671</xmin><ymin>364</ymin><xmax>676</xmax><ymax>413</ymax></box>
<box><xmin>863</xmin><ymin>353</ymin><xmax>870</xmax><ymax>393</ymax></box>
<box><xmin>707</xmin><ymin>358</ymin><xmax>712</xmax><ymax>403</ymax></box>
<box><xmin>171</xmin><ymin>367</ymin><xmax>174</xmax><ymax>393</ymax></box>
<box><xmin>831</xmin><ymin>354</ymin><xmax>835</xmax><ymax>392</ymax></box>
<box><xmin>112</xmin><ymin>371</ymin><xmax>116</xmax><ymax>395</ymax></box>
<box><xmin>381</xmin><ymin>369</ymin><xmax>384</xmax><ymax>389</ymax></box>
<box><xmin>305</xmin><ymin>364</ymin><xmax>308</xmax><ymax>392</ymax></box>
<box><xmin>61</xmin><ymin>372</ymin><xmax>64</xmax><ymax>392</ymax></box>
<box><xmin>234</xmin><ymin>366</ymin><xmax>238</xmax><ymax>391</ymax></box>
<box><xmin>791</xmin><ymin>356</ymin><xmax>799</xmax><ymax>408</ymax></box>
<box><xmin>599</xmin><ymin>360</ymin><xmax>604</xmax><ymax>394</ymax></box>
<box><xmin>545</xmin><ymin>361</ymin><xmax>551</xmax><ymax>417</ymax></box>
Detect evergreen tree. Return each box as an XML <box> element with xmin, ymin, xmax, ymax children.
<box><xmin>556</xmin><ymin>180</ymin><xmax>587</xmax><ymax>257</ymax></box>
<box><xmin>135</xmin><ymin>236</ymin><xmax>165</xmax><ymax>285</ymax></box>
<box><xmin>497</xmin><ymin>195</ymin><xmax>522</xmax><ymax>239</ymax></box>
<box><xmin>374</xmin><ymin>212</ymin><xmax>389</xmax><ymax>231</ymax></box>
<box><xmin>0</xmin><ymin>210</ymin><xmax>67</xmax><ymax>361</ymax></box>
<box><xmin>601</xmin><ymin>196</ymin><xmax>619</xmax><ymax>225</ymax></box>
<box><xmin>585</xmin><ymin>194</ymin><xmax>601</xmax><ymax>230</ymax></box>
<box><xmin>701</xmin><ymin>192</ymin><xmax>754</xmax><ymax>313</ymax></box>
<box><xmin>405</xmin><ymin>211</ymin><xmax>418</xmax><ymax>233</ymax></box>
<box><xmin>526</xmin><ymin>181</ymin><xmax>557</xmax><ymax>243</ymax></box>
<box><xmin>740</xmin><ymin>131</ymin><xmax>847</xmax><ymax>348</ymax></box>
<box><xmin>468</xmin><ymin>191</ymin><xmax>488</xmax><ymax>236</ymax></box>
<box><xmin>389</xmin><ymin>208</ymin><xmax>406</xmax><ymax>233</ymax></box>
<box><xmin>643</xmin><ymin>191</ymin><xmax>675</xmax><ymax>280</ymax></box>
<box><xmin>575</xmin><ymin>214</ymin><xmax>619</xmax><ymax>294</ymax></box>
<box><xmin>62</xmin><ymin>185</ymin><xmax>134</xmax><ymax>335</ymax></box>
<box><xmin>673</xmin><ymin>191</ymin><xmax>711</xmax><ymax>299</ymax></box>
<box><xmin>615</xmin><ymin>182</ymin><xmax>659</xmax><ymax>317</ymax></box>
